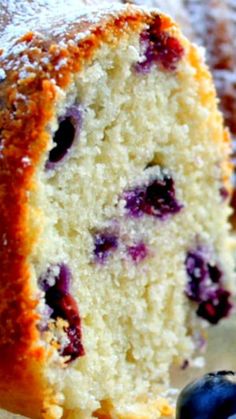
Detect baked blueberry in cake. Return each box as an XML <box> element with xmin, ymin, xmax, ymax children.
<box><xmin>0</xmin><ymin>3</ymin><xmax>235</xmax><ymax>419</ymax></box>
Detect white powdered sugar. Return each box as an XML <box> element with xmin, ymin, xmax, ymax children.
<box><xmin>0</xmin><ymin>0</ymin><xmax>127</xmax><ymax>53</ymax></box>
<box><xmin>0</xmin><ymin>0</ymin><xmax>189</xmax><ymax>55</ymax></box>
<box><xmin>0</xmin><ymin>68</ymin><xmax>6</xmax><ymax>81</ymax></box>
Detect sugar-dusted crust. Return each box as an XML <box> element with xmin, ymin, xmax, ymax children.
<box><xmin>0</xmin><ymin>5</ymin><xmax>179</xmax><ymax>418</ymax></box>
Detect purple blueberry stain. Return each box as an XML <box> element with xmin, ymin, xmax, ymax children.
<box><xmin>135</xmin><ymin>18</ymin><xmax>184</xmax><ymax>74</ymax></box>
<box><xmin>124</xmin><ymin>174</ymin><xmax>183</xmax><ymax>219</ymax></box>
<box><xmin>185</xmin><ymin>248</ymin><xmax>233</xmax><ymax>324</ymax></box>
<box><xmin>185</xmin><ymin>249</ymin><xmax>210</xmax><ymax>302</ymax></box>
<box><xmin>93</xmin><ymin>232</ymin><xmax>118</xmax><ymax>263</ymax></box>
<box><xmin>127</xmin><ymin>242</ymin><xmax>148</xmax><ymax>263</ymax></box>
<box><xmin>220</xmin><ymin>186</ymin><xmax>229</xmax><ymax>201</ymax></box>
<box><xmin>39</xmin><ymin>263</ymin><xmax>84</xmax><ymax>362</ymax></box>
<box><xmin>46</xmin><ymin>105</ymin><xmax>82</xmax><ymax>170</ymax></box>
<box><xmin>124</xmin><ymin>186</ymin><xmax>146</xmax><ymax>218</ymax></box>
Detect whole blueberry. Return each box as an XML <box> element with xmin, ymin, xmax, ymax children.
<box><xmin>124</xmin><ymin>174</ymin><xmax>183</xmax><ymax>219</ymax></box>
<box><xmin>46</xmin><ymin>106</ymin><xmax>82</xmax><ymax>170</ymax></box>
<box><xmin>176</xmin><ymin>371</ymin><xmax>236</xmax><ymax>419</ymax></box>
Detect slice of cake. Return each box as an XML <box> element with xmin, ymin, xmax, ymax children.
<box><xmin>0</xmin><ymin>3</ymin><xmax>235</xmax><ymax>418</ymax></box>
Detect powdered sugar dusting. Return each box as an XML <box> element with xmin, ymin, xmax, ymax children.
<box><xmin>0</xmin><ymin>1</ymin><xmax>128</xmax><ymax>54</ymax></box>
<box><xmin>0</xmin><ymin>0</ymin><xmax>135</xmax><ymax>103</ymax></box>
<box><xmin>0</xmin><ymin>69</ymin><xmax>6</xmax><ymax>82</ymax></box>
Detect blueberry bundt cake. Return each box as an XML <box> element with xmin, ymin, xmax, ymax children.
<box><xmin>0</xmin><ymin>3</ymin><xmax>235</xmax><ymax>419</ymax></box>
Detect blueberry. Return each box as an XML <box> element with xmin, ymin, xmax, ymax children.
<box><xmin>46</xmin><ymin>106</ymin><xmax>82</xmax><ymax>170</ymax></box>
<box><xmin>93</xmin><ymin>232</ymin><xmax>118</xmax><ymax>263</ymax></box>
<box><xmin>135</xmin><ymin>18</ymin><xmax>184</xmax><ymax>74</ymax></box>
<box><xmin>196</xmin><ymin>289</ymin><xmax>232</xmax><ymax>325</ymax></box>
<box><xmin>39</xmin><ymin>263</ymin><xmax>84</xmax><ymax>362</ymax></box>
<box><xmin>39</xmin><ymin>263</ymin><xmax>71</xmax><ymax>295</ymax></box>
<box><xmin>185</xmin><ymin>249</ymin><xmax>233</xmax><ymax>324</ymax></box>
<box><xmin>176</xmin><ymin>371</ymin><xmax>236</xmax><ymax>419</ymax></box>
<box><xmin>57</xmin><ymin>293</ymin><xmax>85</xmax><ymax>361</ymax></box>
<box><xmin>124</xmin><ymin>174</ymin><xmax>183</xmax><ymax>219</ymax></box>
<box><xmin>145</xmin><ymin>177</ymin><xmax>183</xmax><ymax>217</ymax></box>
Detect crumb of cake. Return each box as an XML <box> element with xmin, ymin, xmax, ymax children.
<box><xmin>93</xmin><ymin>396</ymin><xmax>175</xmax><ymax>418</ymax></box>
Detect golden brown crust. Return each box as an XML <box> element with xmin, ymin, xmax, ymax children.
<box><xmin>0</xmin><ymin>5</ymin><xmax>174</xmax><ymax>417</ymax></box>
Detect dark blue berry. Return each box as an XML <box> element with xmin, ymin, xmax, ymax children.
<box><xmin>46</xmin><ymin>106</ymin><xmax>82</xmax><ymax>170</ymax></box>
<box><xmin>124</xmin><ymin>175</ymin><xmax>183</xmax><ymax>219</ymax></box>
<box><xmin>185</xmin><ymin>249</ymin><xmax>232</xmax><ymax>324</ymax></box>
<box><xmin>176</xmin><ymin>371</ymin><xmax>236</xmax><ymax>419</ymax></box>
<box><xmin>39</xmin><ymin>263</ymin><xmax>84</xmax><ymax>361</ymax></box>
<box><xmin>197</xmin><ymin>289</ymin><xmax>232</xmax><ymax>325</ymax></box>
<box><xmin>56</xmin><ymin>293</ymin><xmax>84</xmax><ymax>361</ymax></box>
<box><xmin>93</xmin><ymin>232</ymin><xmax>118</xmax><ymax>263</ymax></box>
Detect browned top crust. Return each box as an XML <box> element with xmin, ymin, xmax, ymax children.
<box><xmin>0</xmin><ymin>5</ymin><xmax>174</xmax><ymax>417</ymax></box>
